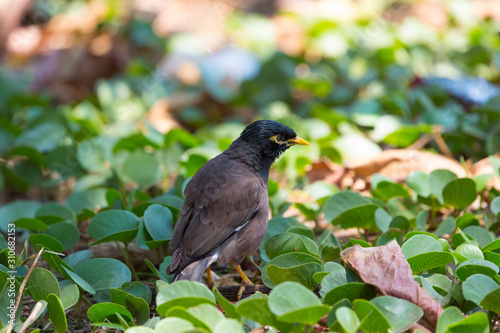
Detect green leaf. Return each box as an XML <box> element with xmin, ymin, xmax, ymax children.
<box><xmin>87</xmin><ymin>210</ymin><xmax>139</xmax><ymax>244</ymax></box>
<box><xmin>492</xmin><ymin>197</ymin><xmax>500</xmax><ymax>217</ymax></box>
<box><xmin>44</xmin><ymin>223</ymin><xmax>80</xmax><ymax>251</ymax></box>
<box><xmin>375</xmin><ymin>208</ymin><xmax>392</xmax><ymax>233</ymax></box>
<box><xmin>445</xmin><ymin>312</ymin><xmax>489</xmax><ymax>333</ymax></box>
<box><xmin>120</xmin><ymin>282</ymin><xmax>152</xmax><ymax>305</ymax></box>
<box><xmin>213</xmin><ymin>288</ymin><xmax>241</xmax><ymax>321</ymax></box>
<box><xmin>402</xmin><ymin>234</ymin><xmax>442</xmax><ymax>257</ymax></box>
<box><xmin>110</xmin><ymin>289</ymin><xmax>150</xmax><ymax>325</ymax></box>
<box><xmin>0</xmin><ymin>200</ymin><xmax>41</xmax><ymax>232</ymax></box>
<box><xmin>406</xmin><ymin>252</ymin><xmax>454</xmax><ymax>275</ymax></box>
<box><xmin>319</xmin><ymin>265</ymin><xmax>358</xmax><ymax>297</ymax></box>
<box><xmin>323</xmin><ymin>283</ymin><xmax>377</xmax><ymax>306</ymax></box>
<box><xmin>155</xmin><ymin>317</ymin><xmax>195</xmax><ymax>333</ymax></box>
<box><xmin>149</xmin><ymin>194</ymin><xmax>184</xmax><ymax>212</ymax></box>
<box><xmin>464</xmin><ymin>226</ymin><xmax>496</xmax><ymax>248</ymax></box>
<box><xmin>66</xmin><ymin>188</ymin><xmax>107</xmax><ymax>215</ymax></box>
<box><xmin>0</xmin><ymin>270</ymin><xmax>21</xmax><ymax>325</ymax></box>
<box><xmin>371</xmin><ymin>296</ymin><xmax>423</xmax><ymax>332</ymax></box>
<box><xmin>473</xmin><ymin>173</ymin><xmax>492</xmax><ymax>192</ymax></box>
<box><xmin>62</xmin><ymin>266</ymin><xmax>96</xmax><ymax>294</ymax></box>
<box><xmin>36</xmin><ymin>203</ymin><xmax>77</xmax><ymax>225</ymax></box>
<box><xmin>442</xmin><ymin>178</ymin><xmax>477</xmax><ymax>209</ymax></box>
<box><xmin>335</xmin><ymin>307</ymin><xmax>360</xmax><ymax>333</ymax></box>
<box><xmin>29</xmin><ymin>234</ymin><xmax>64</xmax><ymax>253</ymax></box>
<box><xmin>428</xmin><ymin>169</ymin><xmax>458</xmax><ymax>204</ymax></box>
<box><xmin>14</xmin><ymin>218</ymin><xmax>47</xmax><ymax>231</ymax></box>
<box><xmin>353</xmin><ymin>299</ymin><xmax>392</xmax><ymax>333</ymax></box>
<box><xmin>59</xmin><ymin>280</ymin><xmax>79</xmax><ymax>310</ymax></box>
<box><xmin>454</xmin><ymin>243</ymin><xmax>484</xmax><ymax>263</ymax></box>
<box><xmin>63</xmin><ymin>250</ymin><xmax>91</xmax><ymax>270</ymax></box>
<box><xmin>407</xmin><ymin>171</ymin><xmax>431</xmax><ymax>197</ymax></box>
<box><xmin>262</xmin><ymin>252</ymin><xmax>323</xmax><ymax>290</ymax></box>
<box><xmin>434</xmin><ymin>217</ymin><xmax>456</xmax><ymax>237</ymax></box>
<box><xmin>264</xmin><ymin>232</ymin><xmax>319</xmax><ymax>260</ymax></box>
<box><xmin>456</xmin><ymin>213</ymin><xmax>479</xmax><ymax>229</ymax></box>
<box><xmin>87</xmin><ymin>302</ymin><xmax>133</xmax><ymax>326</ymax></box>
<box><xmin>26</xmin><ymin>268</ymin><xmax>61</xmax><ymax>302</ymax></box>
<box><xmin>462</xmin><ymin>274</ymin><xmax>498</xmax><ymax>305</ymax></box>
<box><xmin>324</xmin><ymin>191</ymin><xmax>378</xmax><ymax>229</ymax></box>
<box><xmin>75</xmin><ymin>258</ymin><xmax>131</xmax><ymax>292</ymax></box>
<box><xmin>214</xmin><ymin>318</ymin><xmax>245</xmax><ymax>333</ymax></box>
<box><xmin>46</xmin><ymin>294</ymin><xmax>68</xmax><ymax>333</ymax></box>
<box><xmin>9</xmin><ymin>146</ymin><xmax>45</xmax><ymax>166</ymax></box>
<box><xmin>436</xmin><ymin>306</ymin><xmax>466</xmax><ymax>333</ymax></box>
<box><xmin>415</xmin><ymin>210</ymin><xmax>429</xmax><ymax>231</ymax></box>
<box><xmin>456</xmin><ymin>259</ymin><xmax>499</xmax><ymax>281</ymax></box>
<box><xmin>156</xmin><ymin>281</ymin><xmax>216</xmax><ymax>316</ymax></box>
<box><xmin>326</xmin><ymin>299</ymin><xmax>352</xmax><ymax>327</ymax></box>
<box><xmin>268</xmin><ymin>282</ymin><xmax>330</xmax><ymax>326</ymax></box>
<box><xmin>236</xmin><ymin>292</ymin><xmax>293</xmax><ymax>332</ymax></box>
<box><xmin>143</xmin><ymin>204</ymin><xmax>173</xmax><ymax>241</ymax></box>
<box><xmin>121</xmin><ymin>150</ymin><xmax>161</xmax><ymax>188</ymax></box>
<box><xmin>164</xmin><ymin>304</ymin><xmax>224</xmax><ymax>332</ymax></box>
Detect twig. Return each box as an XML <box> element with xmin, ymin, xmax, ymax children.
<box><xmin>17</xmin><ymin>301</ymin><xmax>45</xmax><ymax>333</ymax></box>
<box><xmin>7</xmin><ymin>247</ymin><xmax>44</xmax><ymax>333</ymax></box>
<box><xmin>432</xmin><ymin>126</ymin><xmax>453</xmax><ymax>158</ymax></box>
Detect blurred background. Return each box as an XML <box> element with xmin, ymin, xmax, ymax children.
<box><xmin>1</xmin><ymin>0</ymin><xmax>500</xmax><ymax>206</ymax></box>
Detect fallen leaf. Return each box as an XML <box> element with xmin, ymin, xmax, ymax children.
<box><xmin>345</xmin><ymin>149</ymin><xmax>467</xmax><ymax>181</ymax></box>
<box><xmin>341</xmin><ymin>240</ymin><xmax>444</xmax><ymax>329</ymax></box>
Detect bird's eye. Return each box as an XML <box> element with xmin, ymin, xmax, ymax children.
<box><xmin>269</xmin><ymin>134</ymin><xmax>285</xmax><ymax>144</ymax></box>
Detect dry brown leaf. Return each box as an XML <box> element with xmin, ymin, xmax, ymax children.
<box><xmin>341</xmin><ymin>240</ymin><xmax>444</xmax><ymax>329</ymax></box>
<box><xmin>345</xmin><ymin>149</ymin><xmax>467</xmax><ymax>181</ymax></box>
<box><xmin>145</xmin><ymin>98</ymin><xmax>181</xmax><ymax>134</ymax></box>
<box><xmin>470</xmin><ymin>156</ymin><xmax>500</xmax><ymax>191</ymax></box>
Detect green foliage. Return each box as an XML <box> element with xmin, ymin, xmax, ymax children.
<box><xmin>3</xmin><ymin>1</ymin><xmax>500</xmax><ymax>332</ymax></box>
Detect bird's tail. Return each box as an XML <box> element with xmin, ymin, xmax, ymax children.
<box><xmin>172</xmin><ymin>258</ymin><xmax>210</xmax><ymax>282</ymax></box>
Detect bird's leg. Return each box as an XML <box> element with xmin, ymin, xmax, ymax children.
<box><xmin>205</xmin><ymin>267</ymin><xmax>215</xmax><ymax>290</ymax></box>
<box><xmin>232</xmin><ymin>260</ymin><xmax>253</xmax><ymax>301</ymax></box>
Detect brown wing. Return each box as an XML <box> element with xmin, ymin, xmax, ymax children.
<box><xmin>169</xmin><ymin>154</ymin><xmax>264</xmax><ymax>261</ymax></box>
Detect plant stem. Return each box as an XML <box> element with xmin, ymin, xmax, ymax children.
<box><xmin>124</xmin><ymin>242</ymin><xmax>140</xmax><ymax>281</ymax></box>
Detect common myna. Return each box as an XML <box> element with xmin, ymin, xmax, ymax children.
<box><xmin>166</xmin><ymin>120</ymin><xmax>309</xmax><ymax>284</ymax></box>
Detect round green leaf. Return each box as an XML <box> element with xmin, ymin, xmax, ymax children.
<box><xmin>26</xmin><ymin>268</ymin><xmax>61</xmax><ymax>301</ymax></box>
<box><xmin>436</xmin><ymin>306</ymin><xmax>465</xmax><ymax>333</ymax></box>
<box><xmin>335</xmin><ymin>307</ymin><xmax>360</xmax><ymax>333</ymax></box>
<box><xmin>87</xmin><ymin>302</ymin><xmax>133</xmax><ymax>325</ymax></box>
<box><xmin>324</xmin><ymin>192</ymin><xmax>378</xmax><ymax>229</ymax></box>
<box><xmin>406</xmin><ymin>252</ymin><xmax>454</xmax><ymax>275</ymax></box>
<box><xmin>324</xmin><ymin>283</ymin><xmax>377</xmax><ymax>306</ymax></box>
<box><xmin>66</xmin><ymin>188</ymin><xmax>107</xmax><ymax>215</ymax></box>
<box><xmin>156</xmin><ymin>281</ymin><xmax>215</xmax><ymax>316</ymax></box>
<box><xmin>214</xmin><ymin>318</ymin><xmax>245</xmax><ymax>333</ymax></box>
<box><xmin>428</xmin><ymin>169</ymin><xmax>457</xmax><ymax>204</ymax></box>
<box><xmin>407</xmin><ymin>171</ymin><xmax>431</xmax><ymax>197</ymax></box>
<box><xmin>30</xmin><ymin>234</ymin><xmax>64</xmax><ymax>253</ymax></box>
<box><xmin>213</xmin><ymin>288</ymin><xmax>240</xmax><ymax>320</ymax></box>
<box><xmin>264</xmin><ymin>232</ymin><xmax>319</xmax><ymax>260</ymax></box>
<box><xmin>442</xmin><ymin>178</ymin><xmax>477</xmax><ymax>209</ymax></box>
<box><xmin>268</xmin><ymin>282</ymin><xmax>329</xmax><ymax>326</ymax></box>
<box><xmin>144</xmin><ymin>204</ymin><xmax>173</xmax><ymax>241</ymax></box>
<box><xmin>87</xmin><ymin>210</ymin><xmax>139</xmax><ymax>244</ymax></box>
<box><xmin>59</xmin><ymin>280</ymin><xmax>79</xmax><ymax>310</ymax></box>
<box><xmin>36</xmin><ymin>203</ymin><xmax>76</xmax><ymax>225</ymax></box>
<box><xmin>46</xmin><ymin>294</ymin><xmax>68</xmax><ymax>333</ymax></box>
<box><xmin>402</xmin><ymin>234</ymin><xmax>442</xmax><ymax>258</ymax></box>
<box><xmin>121</xmin><ymin>150</ymin><xmax>160</xmax><ymax>188</ymax></box>
<box><xmin>454</xmin><ymin>243</ymin><xmax>484</xmax><ymax>263</ymax></box>
<box><xmin>14</xmin><ymin>218</ymin><xmax>47</xmax><ymax>231</ymax></box>
<box><xmin>261</xmin><ymin>252</ymin><xmax>323</xmax><ymax>290</ymax></box>
<box><xmin>464</xmin><ymin>226</ymin><xmax>496</xmax><ymax>248</ymax></box>
<box><xmin>462</xmin><ymin>274</ymin><xmax>499</xmax><ymax>306</ymax></box>
<box><xmin>371</xmin><ymin>296</ymin><xmax>423</xmax><ymax>332</ymax></box>
<box><xmin>110</xmin><ymin>289</ymin><xmax>150</xmax><ymax>325</ymax></box>
<box><xmin>433</xmin><ymin>217</ymin><xmax>456</xmax><ymax>237</ymax></box>
<box><xmin>353</xmin><ymin>299</ymin><xmax>391</xmax><ymax>333</ymax></box>
<box><xmin>75</xmin><ymin>258</ymin><xmax>131</xmax><ymax>292</ymax></box>
<box><xmin>63</xmin><ymin>250</ymin><xmax>91</xmax><ymax>270</ymax></box>
<box><xmin>44</xmin><ymin>223</ymin><xmax>80</xmax><ymax>251</ymax></box>
<box><xmin>155</xmin><ymin>317</ymin><xmax>195</xmax><ymax>333</ymax></box>
<box><xmin>456</xmin><ymin>259</ymin><xmax>499</xmax><ymax>281</ymax></box>
<box><xmin>0</xmin><ymin>200</ymin><xmax>41</xmax><ymax>232</ymax></box>
<box><xmin>491</xmin><ymin>197</ymin><xmax>500</xmax><ymax>217</ymax></box>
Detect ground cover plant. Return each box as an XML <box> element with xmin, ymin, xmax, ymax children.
<box><xmin>1</xmin><ymin>0</ymin><xmax>500</xmax><ymax>332</ymax></box>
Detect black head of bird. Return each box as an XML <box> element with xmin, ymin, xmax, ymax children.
<box><xmin>166</xmin><ymin>120</ymin><xmax>309</xmax><ymax>286</ymax></box>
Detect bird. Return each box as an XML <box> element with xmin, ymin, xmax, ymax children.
<box><xmin>166</xmin><ymin>120</ymin><xmax>310</xmax><ymax>286</ymax></box>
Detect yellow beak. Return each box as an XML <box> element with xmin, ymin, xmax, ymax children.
<box><xmin>286</xmin><ymin>136</ymin><xmax>310</xmax><ymax>146</ymax></box>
